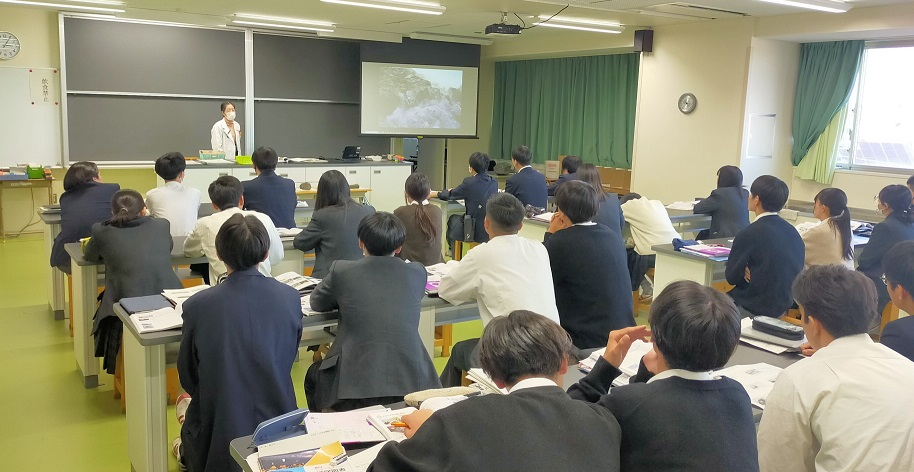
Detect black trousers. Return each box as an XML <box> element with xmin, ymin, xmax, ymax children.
<box><xmin>626</xmin><ymin>249</ymin><xmax>656</xmax><ymax>292</ymax></box>
<box><xmin>189</xmin><ymin>263</ymin><xmax>210</xmax><ymax>285</ymax></box>
<box><xmin>439</xmin><ymin>338</ymin><xmax>480</xmax><ymax>387</ymax></box>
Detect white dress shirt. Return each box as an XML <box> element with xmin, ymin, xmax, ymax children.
<box><xmin>620</xmin><ymin>197</ymin><xmax>681</xmax><ymax>255</ymax></box>
<box><xmin>646</xmin><ymin>369</ymin><xmax>714</xmax><ymax>384</ymax></box>
<box><xmin>508</xmin><ymin>377</ymin><xmax>558</xmax><ymax>393</ymax></box>
<box><xmin>211</xmin><ymin>119</ymin><xmax>241</xmax><ymax>157</ymax></box>
<box><xmin>758</xmin><ymin>334</ymin><xmax>914</xmax><ymax>472</ymax></box>
<box><xmin>437</xmin><ymin>234</ymin><xmax>559</xmax><ymax>326</ymax></box>
<box><xmin>183</xmin><ymin>207</ymin><xmax>284</xmax><ymax>283</ymax></box>
<box><xmin>145</xmin><ymin>181</ymin><xmax>201</xmax><ymax>237</ymax></box>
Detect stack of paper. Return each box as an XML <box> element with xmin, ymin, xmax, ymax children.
<box><xmin>162</xmin><ymin>285</ymin><xmax>210</xmax><ymax>315</ymax></box>
<box><xmin>130</xmin><ymin>307</ymin><xmax>183</xmax><ymax>333</ymax></box>
<box><xmin>666</xmin><ymin>201</ymin><xmax>701</xmax><ymax>211</ymax></box>
<box><xmin>531</xmin><ymin>212</ymin><xmax>555</xmax><ymax>223</ymax></box>
<box><xmin>303</xmin><ymin>407</ymin><xmax>408</xmax><ymax>444</ymax></box>
<box><xmin>740</xmin><ymin>318</ymin><xmax>806</xmax><ymax>351</ymax></box>
<box><xmin>714</xmin><ymin>363</ymin><xmax>782</xmax><ymax>409</ymax></box>
<box><xmin>465</xmin><ymin>368</ymin><xmax>508</xmax><ymax>394</ymax></box>
<box><xmin>278</xmin><ymin>227</ymin><xmax>303</xmax><ymax>238</ymax></box>
<box><xmin>425</xmin><ymin>261</ymin><xmax>458</xmax><ymax>295</ymax></box>
<box><xmin>365</xmin><ymin>407</ymin><xmax>417</xmax><ymax>442</ymax></box>
<box><xmin>275</xmin><ymin>272</ymin><xmax>321</xmax><ymax>297</ymax></box>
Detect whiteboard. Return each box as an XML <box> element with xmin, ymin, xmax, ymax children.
<box><xmin>0</xmin><ymin>67</ymin><xmax>62</xmax><ymax>167</ymax></box>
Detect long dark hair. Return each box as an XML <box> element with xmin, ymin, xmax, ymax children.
<box><xmin>106</xmin><ymin>189</ymin><xmax>145</xmax><ymax>227</ymax></box>
<box><xmin>717</xmin><ymin>165</ymin><xmax>743</xmax><ymax>188</ymax></box>
<box><xmin>314</xmin><ymin>170</ymin><xmax>354</xmax><ymax>211</ymax></box>
<box><xmin>577</xmin><ymin>163</ymin><xmax>607</xmax><ymax>202</ymax></box>
<box><xmin>63</xmin><ymin>161</ymin><xmax>99</xmax><ymax>191</ymax></box>
<box><xmin>404</xmin><ymin>173</ymin><xmax>436</xmax><ymax>243</ymax></box>
<box><xmin>879</xmin><ymin>184</ymin><xmax>914</xmax><ymax>224</ymax></box>
<box><xmin>815</xmin><ymin>188</ymin><xmax>853</xmax><ymax>260</ymax></box>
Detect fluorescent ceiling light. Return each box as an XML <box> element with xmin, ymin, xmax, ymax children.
<box><xmin>537</xmin><ymin>15</ymin><xmax>622</xmax><ymax>28</ymax></box>
<box><xmin>320</xmin><ymin>0</ymin><xmax>445</xmax><ymax>15</ymax></box>
<box><xmin>535</xmin><ymin>23</ymin><xmax>624</xmax><ymax>34</ymax></box>
<box><xmin>757</xmin><ymin>0</ymin><xmax>850</xmax><ymax>13</ymax></box>
<box><xmin>68</xmin><ymin>0</ymin><xmax>124</xmax><ymax>5</ymax></box>
<box><xmin>0</xmin><ymin>0</ymin><xmax>125</xmax><ymax>12</ymax></box>
<box><xmin>231</xmin><ymin>20</ymin><xmax>334</xmax><ymax>33</ymax></box>
<box><xmin>534</xmin><ymin>16</ymin><xmax>625</xmax><ymax>34</ymax></box>
<box><xmin>233</xmin><ymin>13</ymin><xmax>334</xmax><ymax>28</ymax></box>
<box><xmin>409</xmin><ymin>32</ymin><xmax>493</xmax><ymax>45</ymax></box>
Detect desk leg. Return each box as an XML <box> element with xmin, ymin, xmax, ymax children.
<box><xmin>653</xmin><ymin>253</ymin><xmax>715</xmax><ymax>297</ymax></box>
<box><xmin>271</xmin><ymin>251</ymin><xmax>305</xmax><ymax>276</ymax></box>
<box><xmin>125</xmin><ymin>333</ymin><xmax>168</xmax><ymax>472</ymax></box>
<box><xmin>71</xmin><ymin>263</ymin><xmax>100</xmax><ymax>388</ymax></box>
<box><xmin>419</xmin><ymin>306</ymin><xmax>436</xmax><ymax>358</ymax></box>
<box><xmin>44</xmin><ymin>223</ymin><xmax>66</xmax><ymax>319</ymax></box>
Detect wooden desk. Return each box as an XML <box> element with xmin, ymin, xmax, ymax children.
<box><xmin>0</xmin><ymin>178</ymin><xmax>54</xmax><ymax>240</ymax></box>
<box><xmin>296</xmin><ymin>187</ymin><xmax>371</xmax><ymax>201</ymax></box>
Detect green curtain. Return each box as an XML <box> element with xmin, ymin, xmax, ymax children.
<box><xmin>791</xmin><ymin>40</ymin><xmax>864</xmax><ymax>166</ymax></box>
<box><xmin>795</xmin><ymin>104</ymin><xmax>847</xmax><ymax>184</ymax></box>
<box><xmin>491</xmin><ymin>54</ymin><xmax>639</xmax><ymax>168</ymax></box>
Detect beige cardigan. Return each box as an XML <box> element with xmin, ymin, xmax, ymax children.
<box><xmin>800</xmin><ymin>220</ymin><xmax>854</xmax><ymax>269</ymax></box>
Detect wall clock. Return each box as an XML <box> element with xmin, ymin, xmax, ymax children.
<box><xmin>0</xmin><ymin>32</ymin><xmax>21</xmax><ymax>60</ymax></box>
<box><xmin>678</xmin><ymin>93</ymin><xmax>697</xmax><ymax>114</ymax></box>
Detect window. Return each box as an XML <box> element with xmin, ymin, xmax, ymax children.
<box><xmin>836</xmin><ymin>44</ymin><xmax>914</xmax><ymax>172</ymax></box>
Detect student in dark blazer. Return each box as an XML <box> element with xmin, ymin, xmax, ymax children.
<box><xmin>504</xmin><ymin>145</ymin><xmax>548</xmax><ymax>208</ymax></box>
<box><xmin>51</xmin><ymin>161</ymin><xmax>120</xmax><ymax>273</ymax></box>
<box><xmin>544</xmin><ymin>181</ymin><xmax>635</xmax><ymax>348</ymax></box>
<box><xmin>568</xmin><ymin>281</ymin><xmax>759</xmax><ymax>472</ymax></box>
<box><xmin>293</xmin><ymin>170</ymin><xmax>375</xmax><ymax>279</ymax></box>
<box><xmin>859</xmin><ymin>184</ymin><xmax>914</xmax><ymax>317</ymax></box>
<box><xmin>578</xmin><ymin>163</ymin><xmax>625</xmax><ymax>241</ymax></box>
<box><xmin>433</xmin><ymin>152</ymin><xmax>498</xmax><ymax>243</ymax></box>
<box><xmin>394</xmin><ymin>173</ymin><xmax>443</xmax><ymax>266</ymax></box>
<box><xmin>694</xmin><ymin>165</ymin><xmax>750</xmax><ymax>239</ymax></box>
<box><xmin>726</xmin><ymin>175</ymin><xmax>804</xmax><ymax>318</ymax></box>
<box><xmin>369</xmin><ymin>311</ymin><xmax>622</xmax><ymax>472</ymax></box>
<box><xmin>305</xmin><ymin>212</ymin><xmax>441</xmax><ymax>411</ymax></box>
<box><xmin>242</xmin><ymin>146</ymin><xmax>297</xmax><ymax>229</ymax></box>
<box><xmin>880</xmin><ymin>241</ymin><xmax>914</xmax><ymax>361</ymax></box>
<box><xmin>176</xmin><ymin>214</ymin><xmax>303</xmax><ymax>472</ymax></box>
<box><xmin>83</xmin><ymin>190</ymin><xmax>181</xmax><ymax>374</ymax></box>
<box><xmin>546</xmin><ymin>155</ymin><xmax>582</xmax><ymax>196</ymax></box>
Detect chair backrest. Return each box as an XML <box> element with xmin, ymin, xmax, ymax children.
<box><xmin>880</xmin><ymin>301</ymin><xmax>901</xmax><ymax>335</ymax></box>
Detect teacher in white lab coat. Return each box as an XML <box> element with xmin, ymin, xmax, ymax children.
<box><xmin>211</xmin><ymin>101</ymin><xmax>241</xmax><ymax>158</ymax></box>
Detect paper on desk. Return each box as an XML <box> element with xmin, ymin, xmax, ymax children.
<box><xmin>794</xmin><ymin>221</ymin><xmax>819</xmax><ymax>234</ymax></box>
<box><xmin>714</xmin><ymin>363</ymin><xmax>782</xmax><ymax>409</ymax></box>
<box><xmin>253</xmin><ymin>431</ymin><xmax>352</xmax><ymax>472</ymax></box>
<box><xmin>666</xmin><ymin>201</ymin><xmax>701</xmax><ymax>211</ymax></box>
<box><xmin>278</xmin><ymin>227</ymin><xmax>303</xmax><ymax>238</ymax></box>
<box><xmin>304</xmin><ymin>410</ymin><xmax>389</xmax><ymax>444</ymax></box>
<box><xmin>348</xmin><ymin>441</ymin><xmax>392</xmax><ymax>472</ymax></box>
<box><xmin>131</xmin><ymin>307</ymin><xmax>183</xmax><ymax>333</ymax></box>
<box><xmin>740</xmin><ymin>336</ymin><xmax>790</xmax><ymax>355</ymax></box>
<box><xmin>426</xmin><ymin>260</ymin><xmax>458</xmax><ymax>277</ymax></box>
<box><xmin>531</xmin><ymin>212</ymin><xmax>555</xmax><ymax>223</ymax></box>
<box><xmin>296</xmin><ymin>201</ymin><xmax>310</xmax><ymax>208</ymax></box>
<box><xmin>163</xmin><ymin>285</ymin><xmax>210</xmax><ymax>316</ymax></box>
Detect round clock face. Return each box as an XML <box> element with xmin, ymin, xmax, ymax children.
<box><xmin>678</xmin><ymin>93</ymin><xmax>697</xmax><ymax>114</ymax></box>
<box><xmin>0</xmin><ymin>32</ymin><xmax>21</xmax><ymax>60</ymax></box>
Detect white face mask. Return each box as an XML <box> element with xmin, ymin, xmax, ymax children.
<box><xmin>225</xmin><ymin>111</ymin><xmax>236</xmax><ymax>121</ymax></box>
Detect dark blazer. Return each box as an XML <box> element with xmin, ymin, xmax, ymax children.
<box><xmin>544</xmin><ymin>225</ymin><xmax>635</xmax><ymax>348</ymax></box>
<box><xmin>51</xmin><ymin>181</ymin><xmax>120</xmax><ymax>272</ymax></box>
<box><xmin>594</xmin><ymin>192</ymin><xmax>625</xmax><ymax>242</ymax></box>
<box><xmin>178</xmin><ymin>268</ymin><xmax>303</xmax><ymax>472</ymax></box>
<box><xmin>242</xmin><ymin>169</ymin><xmax>297</xmax><ymax>229</ymax></box>
<box><xmin>438</xmin><ymin>173</ymin><xmax>498</xmax><ymax>243</ymax></box>
<box><xmin>882</xmin><ymin>317</ymin><xmax>914</xmax><ymax>362</ymax></box>
<box><xmin>505</xmin><ymin>166</ymin><xmax>548</xmax><ymax>208</ymax></box>
<box><xmin>857</xmin><ymin>212</ymin><xmax>914</xmax><ymax>313</ymax></box>
<box><xmin>293</xmin><ymin>202</ymin><xmax>375</xmax><ymax>279</ymax></box>
<box><xmin>308</xmin><ymin>257</ymin><xmax>440</xmax><ymax>410</ymax></box>
<box><xmin>369</xmin><ymin>385</ymin><xmax>622</xmax><ymax>472</ymax></box>
<box><xmin>547</xmin><ymin>172</ymin><xmax>578</xmax><ymax>196</ymax></box>
<box><xmin>394</xmin><ymin>203</ymin><xmax>444</xmax><ymax>266</ymax></box>
<box><xmin>694</xmin><ymin>187</ymin><xmax>750</xmax><ymax>239</ymax></box>
<box><xmin>83</xmin><ymin>217</ymin><xmax>182</xmax><ymax>332</ymax></box>
<box><xmin>726</xmin><ymin>215</ymin><xmax>805</xmax><ymax>317</ymax></box>
<box><xmin>568</xmin><ymin>357</ymin><xmax>760</xmax><ymax>472</ymax></box>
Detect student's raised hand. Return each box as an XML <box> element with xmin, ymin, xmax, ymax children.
<box><xmin>401</xmin><ymin>409</ymin><xmax>434</xmax><ymax>439</ymax></box>
<box><xmin>547</xmin><ymin>211</ymin><xmax>572</xmax><ymax>234</ymax></box>
<box><xmin>602</xmin><ymin>325</ymin><xmax>651</xmax><ymax>368</ymax></box>
<box><xmin>744</xmin><ymin>267</ymin><xmax>751</xmax><ymax>283</ymax></box>
<box><xmin>799</xmin><ymin>342</ymin><xmax>817</xmax><ymax>357</ymax></box>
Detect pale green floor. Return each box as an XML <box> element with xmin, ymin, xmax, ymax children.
<box><xmin>0</xmin><ymin>234</ymin><xmax>482</xmax><ymax>471</ymax></box>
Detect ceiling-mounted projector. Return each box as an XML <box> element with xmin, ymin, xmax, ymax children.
<box><xmin>485</xmin><ymin>12</ymin><xmax>522</xmax><ymax>36</ymax></box>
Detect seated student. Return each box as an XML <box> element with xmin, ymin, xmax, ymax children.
<box><xmin>881</xmin><ymin>241</ymin><xmax>914</xmax><ymax>362</ymax></box>
<box><xmin>437</xmin><ymin>193</ymin><xmax>559</xmax><ymax>387</ymax></box>
<box><xmin>175</xmin><ymin>214</ymin><xmax>303</xmax><ymax>472</ymax></box>
<box><xmin>145</xmin><ymin>152</ymin><xmax>201</xmax><ymax>238</ymax></box>
<box><xmin>619</xmin><ymin>193</ymin><xmax>681</xmax><ymax>297</ymax></box>
<box><xmin>51</xmin><ymin>161</ymin><xmax>120</xmax><ymax>274</ymax></box>
<box><xmin>726</xmin><ymin>175</ymin><xmax>804</xmax><ymax>318</ymax></box>
<box><xmin>504</xmin><ymin>145</ymin><xmax>548</xmax><ymax>208</ymax></box>
<box><xmin>693</xmin><ymin>165</ymin><xmax>750</xmax><ymax>239</ymax></box>
<box><xmin>394</xmin><ymin>173</ymin><xmax>443</xmax><ymax>266</ymax></box>
<box><xmin>369</xmin><ymin>310</ymin><xmax>622</xmax><ymax>472</ymax></box>
<box><xmin>858</xmin><ymin>184</ymin><xmax>914</xmax><ymax>317</ymax></box>
<box><xmin>83</xmin><ymin>190</ymin><xmax>181</xmax><ymax>374</ymax></box>
<box><xmin>305</xmin><ymin>212</ymin><xmax>441</xmax><ymax>411</ymax></box>
<box><xmin>798</xmin><ymin>188</ymin><xmax>853</xmax><ymax>269</ymax></box>
<box><xmin>544</xmin><ymin>181</ymin><xmax>635</xmax><ymax>348</ymax></box>
<box><xmin>184</xmin><ymin>176</ymin><xmax>283</xmax><ymax>284</ymax></box>
<box><xmin>432</xmin><ymin>151</ymin><xmax>498</xmax><ymax>245</ymax></box>
<box><xmin>547</xmin><ymin>155</ymin><xmax>582</xmax><ymax>196</ymax></box>
<box><xmin>578</xmin><ymin>163</ymin><xmax>624</xmax><ymax>240</ymax></box>
<box><xmin>241</xmin><ymin>146</ymin><xmax>297</xmax><ymax>229</ymax></box>
<box><xmin>908</xmin><ymin>174</ymin><xmax>914</xmax><ymax>196</ymax></box>
<box><xmin>758</xmin><ymin>265</ymin><xmax>914</xmax><ymax>472</ymax></box>
<box><xmin>568</xmin><ymin>280</ymin><xmax>758</xmax><ymax>472</ymax></box>
<box><xmin>293</xmin><ymin>170</ymin><xmax>375</xmax><ymax>279</ymax></box>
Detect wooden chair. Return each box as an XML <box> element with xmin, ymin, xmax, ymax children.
<box><xmin>112</xmin><ymin>343</ymin><xmax>180</xmax><ymax>413</ymax></box>
<box><xmin>779</xmin><ymin>308</ymin><xmax>803</xmax><ymax>327</ymax></box>
<box><xmin>880</xmin><ymin>301</ymin><xmax>901</xmax><ymax>336</ymax></box>
<box><xmin>632</xmin><ymin>268</ymin><xmax>655</xmax><ymax>317</ymax></box>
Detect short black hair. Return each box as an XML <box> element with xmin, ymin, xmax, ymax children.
<box><xmin>63</xmin><ymin>161</ymin><xmax>99</xmax><ymax>191</ymax></box>
<box><xmin>717</xmin><ymin>165</ymin><xmax>743</xmax><ymax>188</ymax></box>
<box><xmin>555</xmin><ymin>180</ymin><xmax>598</xmax><ymax>224</ymax></box>
<box><xmin>154</xmin><ymin>152</ymin><xmax>186</xmax><ymax>181</ymax></box>
<box><xmin>208</xmin><ymin>175</ymin><xmax>244</xmax><ymax>211</ymax></box>
<box><xmin>478</xmin><ymin>310</ymin><xmax>574</xmax><ymax>386</ymax></box>
<box><xmin>357</xmin><ymin>212</ymin><xmax>404</xmax><ymax>256</ymax></box>
<box><xmin>511</xmin><ymin>146</ymin><xmax>532</xmax><ymax>166</ymax></box>
<box><xmin>907</xmin><ymin>175</ymin><xmax>914</xmax><ymax>187</ymax></box>
<box><xmin>750</xmin><ymin>175</ymin><xmax>789</xmax><ymax>212</ymax></box>
<box><xmin>649</xmin><ymin>280</ymin><xmax>741</xmax><ymax>371</ymax></box>
<box><xmin>220</xmin><ymin>101</ymin><xmax>235</xmax><ymax>113</ymax></box>
<box><xmin>485</xmin><ymin>193</ymin><xmax>525</xmax><ymax>233</ymax></box>
<box><xmin>252</xmin><ymin>146</ymin><xmax>278</xmax><ymax>171</ymax></box>
<box><xmin>619</xmin><ymin>192</ymin><xmax>642</xmax><ymax>205</ymax></box>
<box><xmin>793</xmin><ymin>265</ymin><xmax>876</xmax><ymax>338</ymax></box>
<box><xmin>884</xmin><ymin>241</ymin><xmax>914</xmax><ymax>297</ymax></box>
<box><xmin>468</xmin><ymin>152</ymin><xmax>490</xmax><ymax>174</ymax></box>
<box><xmin>216</xmin><ymin>214</ymin><xmax>270</xmax><ymax>271</ymax></box>
<box><xmin>561</xmin><ymin>155</ymin><xmax>582</xmax><ymax>174</ymax></box>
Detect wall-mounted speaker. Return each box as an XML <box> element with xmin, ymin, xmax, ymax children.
<box><xmin>634</xmin><ymin>30</ymin><xmax>654</xmax><ymax>53</ymax></box>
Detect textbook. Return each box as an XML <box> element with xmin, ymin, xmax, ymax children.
<box><xmin>578</xmin><ymin>340</ymin><xmax>653</xmax><ymax>386</ymax></box>
<box><xmin>247</xmin><ymin>431</ymin><xmax>353</xmax><ymax>472</ymax></box>
<box><xmin>679</xmin><ymin>244</ymin><xmax>731</xmax><ymax>259</ymax></box>
<box><xmin>130</xmin><ymin>307</ymin><xmax>183</xmax><ymax>333</ymax></box>
<box><xmin>121</xmin><ymin>295</ymin><xmax>172</xmax><ymax>314</ymax></box>
<box><xmin>365</xmin><ymin>407</ymin><xmax>417</xmax><ymax>442</ymax></box>
<box><xmin>162</xmin><ymin>285</ymin><xmax>210</xmax><ymax>315</ymax></box>
<box><xmin>465</xmin><ymin>369</ymin><xmax>508</xmax><ymax>394</ymax></box>
<box><xmin>275</xmin><ymin>272</ymin><xmax>321</xmax><ymax>297</ymax></box>
<box><xmin>304</xmin><ymin>407</ymin><xmax>392</xmax><ymax>444</ymax></box>
<box><xmin>278</xmin><ymin>227</ymin><xmax>304</xmax><ymax>238</ymax></box>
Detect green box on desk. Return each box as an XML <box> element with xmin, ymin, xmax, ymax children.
<box><xmin>26</xmin><ymin>165</ymin><xmax>44</xmax><ymax>179</ymax></box>
<box><xmin>198</xmin><ymin>150</ymin><xmax>226</xmax><ymax>161</ymax></box>
<box><xmin>235</xmin><ymin>155</ymin><xmax>252</xmax><ymax>165</ymax></box>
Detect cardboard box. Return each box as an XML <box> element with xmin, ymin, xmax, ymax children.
<box><xmin>544</xmin><ymin>160</ymin><xmax>561</xmax><ymax>180</ymax></box>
